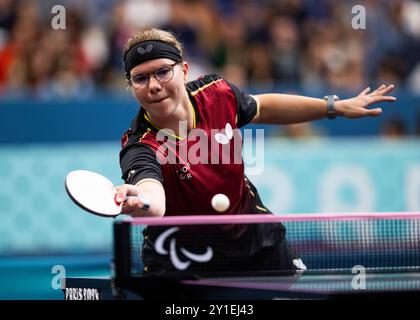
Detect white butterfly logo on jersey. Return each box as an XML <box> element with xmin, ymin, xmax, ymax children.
<box><xmin>154</xmin><ymin>227</ymin><xmax>213</xmax><ymax>270</ymax></box>
<box><xmin>215</xmin><ymin>123</ymin><xmax>233</xmax><ymax>145</ymax></box>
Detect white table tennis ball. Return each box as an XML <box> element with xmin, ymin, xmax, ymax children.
<box><xmin>211</xmin><ymin>194</ymin><xmax>230</xmax><ymax>212</ymax></box>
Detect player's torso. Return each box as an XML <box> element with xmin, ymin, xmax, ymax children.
<box><xmin>145</xmin><ymin>78</ymin><xmax>247</xmax><ymax>215</ymax></box>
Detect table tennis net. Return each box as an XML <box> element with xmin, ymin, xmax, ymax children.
<box><xmin>119</xmin><ymin>213</ymin><xmax>420</xmax><ymax>276</ymax></box>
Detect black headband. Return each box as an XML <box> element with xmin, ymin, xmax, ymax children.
<box><xmin>124</xmin><ymin>40</ymin><xmax>182</xmax><ymax>79</ymax></box>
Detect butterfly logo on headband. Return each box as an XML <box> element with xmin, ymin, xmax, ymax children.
<box><xmin>137</xmin><ymin>44</ymin><xmax>153</xmax><ymax>55</ymax></box>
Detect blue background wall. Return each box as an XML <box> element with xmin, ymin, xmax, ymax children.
<box><xmin>1</xmin><ymin>92</ymin><xmax>419</xmax><ymax>144</ymax></box>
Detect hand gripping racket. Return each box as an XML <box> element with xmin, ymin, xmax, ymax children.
<box><xmin>65</xmin><ymin>170</ymin><xmax>149</xmax><ymax>217</ymax></box>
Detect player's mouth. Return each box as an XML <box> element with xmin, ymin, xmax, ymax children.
<box><xmin>150</xmin><ymin>96</ymin><xmax>169</xmax><ymax>104</ymax></box>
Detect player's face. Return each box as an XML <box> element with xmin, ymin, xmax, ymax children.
<box><xmin>130</xmin><ymin>58</ymin><xmax>188</xmax><ymax>119</ymax></box>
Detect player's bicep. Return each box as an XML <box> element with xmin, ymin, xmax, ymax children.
<box><xmin>120</xmin><ymin>144</ymin><xmax>163</xmax><ymax>185</ymax></box>
<box><xmin>249</xmin><ymin>94</ymin><xmax>261</xmax><ymax>123</ymax></box>
<box><xmin>226</xmin><ymin>80</ymin><xmax>259</xmax><ymax>127</ymax></box>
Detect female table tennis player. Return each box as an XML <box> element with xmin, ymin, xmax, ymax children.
<box><xmin>116</xmin><ymin>29</ymin><xmax>396</xmax><ymax>275</ymax></box>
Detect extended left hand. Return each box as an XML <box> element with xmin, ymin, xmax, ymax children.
<box><xmin>335</xmin><ymin>84</ymin><xmax>397</xmax><ymax>119</ymax></box>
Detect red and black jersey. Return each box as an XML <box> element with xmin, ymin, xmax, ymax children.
<box><xmin>119</xmin><ymin>75</ymin><xmax>287</xmax><ymax>261</ymax></box>
<box><xmin>120</xmin><ymin>74</ymin><xmax>270</xmax><ymax>217</ymax></box>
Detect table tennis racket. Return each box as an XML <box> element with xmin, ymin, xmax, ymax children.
<box><xmin>65</xmin><ymin>170</ymin><xmax>148</xmax><ymax>218</ymax></box>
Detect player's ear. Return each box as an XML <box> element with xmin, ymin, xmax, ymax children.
<box><xmin>182</xmin><ymin>61</ymin><xmax>189</xmax><ymax>83</ymax></box>
<box><xmin>129</xmin><ymin>83</ymin><xmax>136</xmax><ymax>97</ymax></box>
<box><xmin>125</xmin><ymin>75</ymin><xmax>134</xmax><ymax>93</ymax></box>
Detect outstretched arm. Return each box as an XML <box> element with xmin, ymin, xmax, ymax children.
<box><xmin>251</xmin><ymin>84</ymin><xmax>396</xmax><ymax>125</ymax></box>
<box><xmin>116</xmin><ymin>179</ymin><xmax>166</xmax><ymax>217</ymax></box>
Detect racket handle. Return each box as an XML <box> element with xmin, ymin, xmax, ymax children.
<box><xmin>117</xmin><ymin>195</ymin><xmax>150</xmax><ymax>211</ymax></box>
<box><xmin>125</xmin><ymin>196</ymin><xmax>139</xmax><ymax>200</ymax></box>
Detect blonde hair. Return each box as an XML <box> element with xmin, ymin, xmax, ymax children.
<box><xmin>123</xmin><ymin>28</ymin><xmax>184</xmax><ymax>59</ymax></box>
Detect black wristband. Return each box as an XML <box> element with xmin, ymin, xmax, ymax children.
<box><xmin>323</xmin><ymin>95</ymin><xmax>339</xmax><ymax>120</ymax></box>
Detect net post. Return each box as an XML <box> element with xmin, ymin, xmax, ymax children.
<box><xmin>113</xmin><ymin>220</ymin><xmax>131</xmax><ymax>279</ymax></box>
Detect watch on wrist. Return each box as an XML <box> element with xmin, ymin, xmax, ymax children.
<box><xmin>323</xmin><ymin>94</ymin><xmax>339</xmax><ymax>120</ymax></box>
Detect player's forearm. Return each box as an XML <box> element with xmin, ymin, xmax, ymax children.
<box><xmin>252</xmin><ymin>94</ymin><xmax>331</xmax><ymax>125</ymax></box>
<box><xmin>118</xmin><ymin>181</ymin><xmax>166</xmax><ymax>217</ymax></box>
<box><xmin>130</xmin><ymin>189</ymin><xmax>165</xmax><ymax>217</ymax></box>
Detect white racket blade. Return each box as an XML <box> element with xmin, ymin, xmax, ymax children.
<box><xmin>65</xmin><ymin>170</ymin><xmax>121</xmax><ymax>217</ymax></box>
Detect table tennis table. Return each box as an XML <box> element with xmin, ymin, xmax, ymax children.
<box><xmin>63</xmin><ymin>214</ymin><xmax>420</xmax><ymax>300</ymax></box>
<box><xmin>63</xmin><ymin>267</ymin><xmax>420</xmax><ymax>300</ymax></box>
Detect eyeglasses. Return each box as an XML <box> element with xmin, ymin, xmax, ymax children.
<box><xmin>129</xmin><ymin>62</ymin><xmax>180</xmax><ymax>89</ymax></box>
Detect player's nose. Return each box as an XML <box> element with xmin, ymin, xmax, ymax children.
<box><xmin>147</xmin><ymin>76</ymin><xmax>162</xmax><ymax>93</ymax></box>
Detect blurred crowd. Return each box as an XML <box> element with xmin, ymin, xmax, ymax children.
<box><xmin>0</xmin><ymin>0</ymin><xmax>420</xmax><ymax>101</ymax></box>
